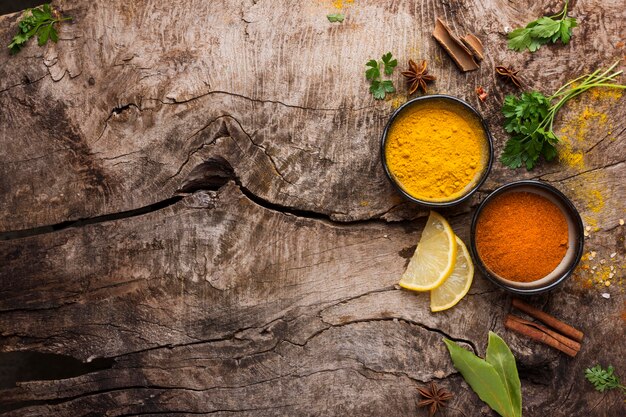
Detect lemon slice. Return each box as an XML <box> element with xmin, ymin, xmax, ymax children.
<box><xmin>430</xmin><ymin>236</ymin><xmax>474</xmax><ymax>312</ymax></box>
<box><xmin>398</xmin><ymin>211</ymin><xmax>457</xmax><ymax>292</ymax></box>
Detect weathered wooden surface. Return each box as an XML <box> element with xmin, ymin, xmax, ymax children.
<box><xmin>0</xmin><ymin>0</ymin><xmax>624</xmax><ymax>415</ymax></box>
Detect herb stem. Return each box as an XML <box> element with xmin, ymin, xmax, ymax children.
<box><xmin>550</xmin><ymin>1</ymin><xmax>568</xmax><ymax>19</ymax></box>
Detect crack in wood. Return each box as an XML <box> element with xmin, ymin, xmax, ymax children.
<box><xmin>0</xmin><ymin>197</ymin><xmax>183</xmax><ymax>241</ymax></box>
<box><xmin>147</xmin><ymin>90</ymin><xmax>376</xmax><ymax>113</ymax></box>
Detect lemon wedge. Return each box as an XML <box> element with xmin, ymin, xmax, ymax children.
<box><xmin>398</xmin><ymin>211</ymin><xmax>457</xmax><ymax>292</ymax></box>
<box><xmin>430</xmin><ymin>236</ymin><xmax>474</xmax><ymax>312</ymax></box>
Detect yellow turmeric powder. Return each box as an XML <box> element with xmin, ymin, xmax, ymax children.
<box><xmin>384</xmin><ymin>99</ymin><xmax>488</xmax><ymax>201</ymax></box>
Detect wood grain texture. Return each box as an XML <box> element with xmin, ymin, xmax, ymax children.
<box><xmin>0</xmin><ymin>0</ymin><xmax>624</xmax><ymax>416</ymax></box>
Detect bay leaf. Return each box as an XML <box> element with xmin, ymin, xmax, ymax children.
<box><xmin>444</xmin><ymin>338</ymin><xmax>516</xmax><ymax>417</ymax></box>
<box><xmin>486</xmin><ymin>332</ymin><xmax>522</xmax><ymax>417</ymax></box>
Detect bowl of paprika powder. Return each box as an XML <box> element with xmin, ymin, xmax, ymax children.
<box><xmin>470</xmin><ymin>180</ymin><xmax>584</xmax><ymax>295</ymax></box>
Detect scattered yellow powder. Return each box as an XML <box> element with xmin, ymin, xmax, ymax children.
<box><xmin>590</xmin><ymin>87</ymin><xmax>623</xmax><ymax>101</ymax></box>
<box><xmin>333</xmin><ymin>0</ymin><xmax>353</xmax><ymax>9</ymax></box>
<box><xmin>390</xmin><ymin>95</ymin><xmax>408</xmax><ymax>109</ymax></box>
<box><xmin>558</xmin><ymin>135</ymin><xmax>585</xmax><ymax>169</ymax></box>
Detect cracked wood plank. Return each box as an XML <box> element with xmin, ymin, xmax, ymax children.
<box><xmin>0</xmin><ymin>0</ymin><xmax>625</xmax><ymax>416</ymax></box>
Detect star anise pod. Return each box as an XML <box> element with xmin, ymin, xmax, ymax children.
<box><xmin>417</xmin><ymin>381</ymin><xmax>453</xmax><ymax>417</ymax></box>
<box><xmin>402</xmin><ymin>59</ymin><xmax>436</xmax><ymax>94</ymax></box>
<box><xmin>495</xmin><ymin>65</ymin><xmax>522</xmax><ymax>88</ymax></box>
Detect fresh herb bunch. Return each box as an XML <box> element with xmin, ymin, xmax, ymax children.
<box><xmin>501</xmin><ymin>61</ymin><xmax>626</xmax><ymax>170</ymax></box>
<box><xmin>8</xmin><ymin>3</ymin><xmax>71</xmax><ymax>54</ymax></box>
<box><xmin>365</xmin><ymin>52</ymin><xmax>397</xmax><ymax>100</ymax></box>
<box><xmin>508</xmin><ymin>0</ymin><xmax>577</xmax><ymax>53</ymax></box>
<box><xmin>585</xmin><ymin>365</ymin><xmax>626</xmax><ymax>393</ymax></box>
<box><xmin>327</xmin><ymin>13</ymin><xmax>344</xmax><ymax>23</ymax></box>
<box><xmin>445</xmin><ymin>332</ymin><xmax>522</xmax><ymax>417</ymax></box>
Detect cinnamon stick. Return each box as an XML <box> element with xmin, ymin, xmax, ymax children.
<box><xmin>506</xmin><ymin>314</ymin><xmax>581</xmax><ymax>352</ymax></box>
<box><xmin>461</xmin><ymin>34</ymin><xmax>484</xmax><ymax>61</ymax></box>
<box><xmin>512</xmin><ymin>298</ymin><xmax>584</xmax><ymax>342</ymax></box>
<box><xmin>432</xmin><ymin>18</ymin><xmax>479</xmax><ymax>72</ymax></box>
<box><xmin>504</xmin><ymin>315</ymin><xmax>579</xmax><ymax>357</ymax></box>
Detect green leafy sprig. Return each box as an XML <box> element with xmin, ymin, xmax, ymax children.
<box><xmin>327</xmin><ymin>13</ymin><xmax>344</xmax><ymax>23</ymax></box>
<box><xmin>501</xmin><ymin>61</ymin><xmax>626</xmax><ymax>170</ymax></box>
<box><xmin>8</xmin><ymin>3</ymin><xmax>71</xmax><ymax>55</ymax></box>
<box><xmin>508</xmin><ymin>0</ymin><xmax>577</xmax><ymax>52</ymax></box>
<box><xmin>365</xmin><ymin>52</ymin><xmax>397</xmax><ymax>100</ymax></box>
<box><xmin>444</xmin><ymin>332</ymin><xmax>522</xmax><ymax>417</ymax></box>
<box><xmin>585</xmin><ymin>365</ymin><xmax>626</xmax><ymax>393</ymax></box>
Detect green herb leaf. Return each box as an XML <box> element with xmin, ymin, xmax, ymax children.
<box><xmin>7</xmin><ymin>3</ymin><xmax>71</xmax><ymax>54</ymax></box>
<box><xmin>37</xmin><ymin>24</ymin><xmax>51</xmax><ymax>46</ymax></box>
<box><xmin>485</xmin><ymin>332</ymin><xmax>522</xmax><ymax>417</ymax></box>
<box><xmin>370</xmin><ymin>81</ymin><xmax>386</xmax><ymax>100</ymax></box>
<box><xmin>381</xmin><ymin>80</ymin><xmax>395</xmax><ymax>93</ymax></box>
<box><xmin>507</xmin><ymin>28</ymin><xmax>531</xmax><ymax>52</ymax></box>
<box><xmin>326</xmin><ymin>13</ymin><xmax>344</xmax><ymax>23</ymax></box>
<box><xmin>365</xmin><ymin>53</ymin><xmax>396</xmax><ymax>100</ymax></box>
<box><xmin>507</xmin><ymin>1</ymin><xmax>577</xmax><ymax>53</ymax></box>
<box><xmin>529</xmin><ymin>17</ymin><xmax>560</xmax><ymax>38</ymax></box>
<box><xmin>381</xmin><ymin>51</ymin><xmax>397</xmax><ymax>75</ymax></box>
<box><xmin>444</xmin><ymin>338</ymin><xmax>517</xmax><ymax>417</ymax></box>
<box><xmin>585</xmin><ymin>365</ymin><xmax>626</xmax><ymax>393</ymax></box>
<box><xmin>365</xmin><ymin>60</ymin><xmax>380</xmax><ymax>81</ymax></box>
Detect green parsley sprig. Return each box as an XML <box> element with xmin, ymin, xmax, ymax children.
<box><xmin>365</xmin><ymin>52</ymin><xmax>397</xmax><ymax>100</ymax></box>
<box><xmin>501</xmin><ymin>61</ymin><xmax>626</xmax><ymax>170</ymax></box>
<box><xmin>8</xmin><ymin>3</ymin><xmax>71</xmax><ymax>55</ymax></box>
<box><xmin>585</xmin><ymin>365</ymin><xmax>626</xmax><ymax>393</ymax></box>
<box><xmin>508</xmin><ymin>0</ymin><xmax>577</xmax><ymax>53</ymax></box>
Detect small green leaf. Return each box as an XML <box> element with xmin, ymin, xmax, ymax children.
<box><xmin>382</xmin><ymin>53</ymin><xmax>397</xmax><ymax>75</ymax></box>
<box><xmin>381</xmin><ymin>80</ymin><xmax>395</xmax><ymax>93</ymax></box>
<box><xmin>530</xmin><ymin>17</ymin><xmax>560</xmax><ymax>38</ymax></box>
<box><xmin>541</xmin><ymin>142</ymin><xmax>558</xmax><ymax>161</ymax></box>
<box><xmin>49</xmin><ymin>26</ymin><xmax>59</xmax><ymax>43</ymax></box>
<box><xmin>326</xmin><ymin>13</ymin><xmax>344</xmax><ymax>23</ymax></box>
<box><xmin>31</xmin><ymin>7</ymin><xmax>46</xmax><ymax>20</ymax></box>
<box><xmin>486</xmin><ymin>332</ymin><xmax>522</xmax><ymax>417</ymax></box>
<box><xmin>365</xmin><ymin>66</ymin><xmax>380</xmax><ymax>81</ymax></box>
<box><xmin>37</xmin><ymin>24</ymin><xmax>51</xmax><ymax>46</ymax></box>
<box><xmin>507</xmin><ymin>28</ymin><xmax>531</xmax><ymax>52</ymax></box>
<box><xmin>370</xmin><ymin>81</ymin><xmax>386</xmax><ymax>100</ymax></box>
<box><xmin>444</xmin><ymin>338</ymin><xmax>516</xmax><ymax>417</ymax></box>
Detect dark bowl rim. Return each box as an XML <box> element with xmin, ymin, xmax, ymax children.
<box><xmin>380</xmin><ymin>94</ymin><xmax>494</xmax><ymax>208</ymax></box>
<box><xmin>469</xmin><ymin>180</ymin><xmax>585</xmax><ymax>295</ymax></box>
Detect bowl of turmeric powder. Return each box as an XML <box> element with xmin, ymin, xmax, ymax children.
<box><xmin>381</xmin><ymin>95</ymin><xmax>493</xmax><ymax>206</ymax></box>
<box><xmin>470</xmin><ymin>180</ymin><xmax>584</xmax><ymax>294</ymax></box>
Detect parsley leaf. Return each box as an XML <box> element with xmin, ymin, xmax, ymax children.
<box><xmin>507</xmin><ymin>1</ymin><xmax>577</xmax><ymax>53</ymax></box>
<box><xmin>7</xmin><ymin>3</ymin><xmax>71</xmax><ymax>54</ymax></box>
<box><xmin>381</xmin><ymin>52</ymin><xmax>397</xmax><ymax>75</ymax></box>
<box><xmin>327</xmin><ymin>13</ymin><xmax>344</xmax><ymax>23</ymax></box>
<box><xmin>365</xmin><ymin>60</ymin><xmax>380</xmax><ymax>81</ymax></box>
<box><xmin>585</xmin><ymin>365</ymin><xmax>626</xmax><ymax>393</ymax></box>
<box><xmin>365</xmin><ymin>52</ymin><xmax>397</xmax><ymax>100</ymax></box>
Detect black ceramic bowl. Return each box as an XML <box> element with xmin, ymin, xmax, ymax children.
<box><xmin>470</xmin><ymin>180</ymin><xmax>585</xmax><ymax>295</ymax></box>
<box><xmin>380</xmin><ymin>95</ymin><xmax>494</xmax><ymax>207</ymax></box>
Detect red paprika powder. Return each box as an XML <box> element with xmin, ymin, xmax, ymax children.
<box><xmin>475</xmin><ymin>191</ymin><xmax>569</xmax><ymax>282</ymax></box>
